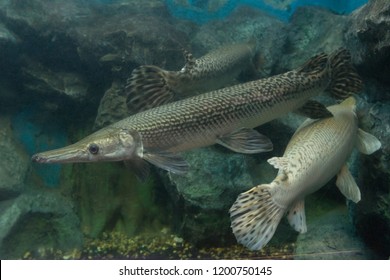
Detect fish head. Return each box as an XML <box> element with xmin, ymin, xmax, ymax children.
<box><xmin>32</xmin><ymin>128</ymin><xmax>143</xmax><ymax>163</ymax></box>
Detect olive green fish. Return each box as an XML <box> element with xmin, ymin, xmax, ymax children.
<box><xmin>126</xmin><ymin>42</ymin><xmax>257</xmax><ymax>113</ymax></box>
<box><xmin>32</xmin><ymin>49</ymin><xmax>362</xmax><ymax>180</ymax></box>
<box><xmin>229</xmin><ymin>97</ymin><xmax>381</xmax><ymax>251</ymax></box>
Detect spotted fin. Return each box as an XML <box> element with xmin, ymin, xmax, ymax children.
<box><xmin>142</xmin><ymin>150</ymin><xmax>189</xmax><ymax>175</ymax></box>
<box><xmin>336</xmin><ymin>164</ymin><xmax>361</xmax><ymax>203</ymax></box>
<box><xmin>287</xmin><ymin>200</ymin><xmax>307</xmax><ymax>233</ymax></box>
<box><xmin>125</xmin><ymin>65</ymin><xmax>176</xmax><ymax>113</ymax></box>
<box><xmin>216</xmin><ymin>128</ymin><xmax>273</xmax><ymax>154</ymax></box>
<box><xmin>297</xmin><ymin>100</ymin><xmax>333</xmax><ymax>119</ymax></box>
<box><xmin>230</xmin><ymin>184</ymin><xmax>285</xmax><ymax>250</ymax></box>
<box><xmin>356</xmin><ymin>128</ymin><xmax>381</xmax><ymax>155</ymax></box>
<box><xmin>327</xmin><ymin>48</ymin><xmax>363</xmax><ymax>98</ymax></box>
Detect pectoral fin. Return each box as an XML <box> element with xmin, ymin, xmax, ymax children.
<box><xmin>336</xmin><ymin>164</ymin><xmax>361</xmax><ymax>203</ymax></box>
<box><xmin>297</xmin><ymin>100</ymin><xmax>333</xmax><ymax>119</ymax></box>
<box><xmin>124</xmin><ymin>159</ymin><xmax>150</xmax><ymax>182</ymax></box>
<box><xmin>143</xmin><ymin>150</ymin><xmax>189</xmax><ymax>175</ymax></box>
<box><xmin>356</xmin><ymin>128</ymin><xmax>381</xmax><ymax>155</ymax></box>
<box><xmin>287</xmin><ymin>200</ymin><xmax>307</xmax><ymax>233</ymax></box>
<box><xmin>216</xmin><ymin>128</ymin><xmax>273</xmax><ymax>154</ymax></box>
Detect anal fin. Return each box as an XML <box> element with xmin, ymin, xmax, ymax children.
<box><xmin>336</xmin><ymin>164</ymin><xmax>361</xmax><ymax>203</ymax></box>
<box><xmin>216</xmin><ymin>128</ymin><xmax>273</xmax><ymax>154</ymax></box>
<box><xmin>287</xmin><ymin>199</ymin><xmax>307</xmax><ymax>233</ymax></box>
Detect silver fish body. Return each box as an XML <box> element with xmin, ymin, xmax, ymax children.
<box><xmin>32</xmin><ymin>49</ymin><xmax>362</xmax><ymax>179</ymax></box>
<box><xmin>229</xmin><ymin>97</ymin><xmax>382</xmax><ymax>251</ymax></box>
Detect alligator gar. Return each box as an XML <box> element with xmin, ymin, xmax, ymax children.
<box><xmin>32</xmin><ymin>49</ymin><xmax>362</xmax><ymax>180</ymax></box>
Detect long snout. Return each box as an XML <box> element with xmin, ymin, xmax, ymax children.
<box><xmin>32</xmin><ymin>143</ymin><xmax>87</xmax><ymax>163</ymax></box>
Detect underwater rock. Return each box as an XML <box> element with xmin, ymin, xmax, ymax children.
<box><xmin>276</xmin><ymin>6</ymin><xmax>348</xmax><ymax>71</ymax></box>
<box><xmin>0</xmin><ymin>190</ymin><xmax>83</xmax><ymax>259</ymax></box>
<box><xmin>21</xmin><ymin>57</ymin><xmax>89</xmax><ymax>101</ymax></box>
<box><xmin>93</xmin><ymin>81</ymin><xmax>129</xmax><ymax>129</ymax></box>
<box><xmin>0</xmin><ymin>22</ymin><xmax>19</xmax><ymax>45</ymax></box>
<box><xmin>70</xmin><ymin>161</ymin><xmax>168</xmax><ymax>239</ymax></box>
<box><xmin>294</xmin><ymin>207</ymin><xmax>376</xmax><ymax>259</ymax></box>
<box><xmin>0</xmin><ymin>117</ymin><xmax>29</xmax><ymax>199</ymax></box>
<box><xmin>353</xmin><ymin>101</ymin><xmax>390</xmax><ymax>258</ymax></box>
<box><xmin>345</xmin><ymin>0</ymin><xmax>390</xmax><ymax>85</ymax></box>
<box><xmin>192</xmin><ymin>6</ymin><xmax>287</xmax><ymax>78</ymax></box>
<box><xmin>161</xmin><ymin>147</ymin><xmax>258</xmax><ymax>244</ymax></box>
<box><xmin>73</xmin><ymin>4</ymin><xmax>188</xmax><ymax>81</ymax></box>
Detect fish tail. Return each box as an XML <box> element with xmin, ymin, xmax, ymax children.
<box><xmin>125</xmin><ymin>65</ymin><xmax>177</xmax><ymax>113</ymax></box>
<box><xmin>229</xmin><ymin>184</ymin><xmax>285</xmax><ymax>251</ymax></box>
<box><xmin>327</xmin><ymin>48</ymin><xmax>363</xmax><ymax>99</ymax></box>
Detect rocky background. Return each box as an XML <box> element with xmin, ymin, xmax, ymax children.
<box><xmin>0</xmin><ymin>0</ymin><xmax>388</xmax><ymax>259</ymax></box>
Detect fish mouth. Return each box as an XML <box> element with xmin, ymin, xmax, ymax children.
<box><xmin>31</xmin><ymin>144</ymin><xmax>86</xmax><ymax>163</ymax></box>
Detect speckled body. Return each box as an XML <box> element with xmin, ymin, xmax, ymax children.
<box><xmin>113</xmin><ymin>65</ymin><xmax>330</xmax><ymax>152</ymax></box>
<box><xmin>162</xmin><ymin>43</ymin><xmax>257</xmax><ymax>96</ymax></box>
<box><xmin>270</xmin><ymin>102</ymin><xmax>358</xmax><ymax>208</ymax></box>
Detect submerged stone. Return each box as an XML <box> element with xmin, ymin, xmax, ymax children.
<box><xmin>345</xmin><ymin>0</ymin><xmax>390</xmax><ymax>85</ymax></box>
<box><xmin>161</xmin><ymin>147</ymin><xmax>257</xmax><ymax>244</ymax></box>
<box><xmin>353</xmin><ymin>101</ymin><xmax>390</xmax><ymax>258</ymax></box>
<box><xmin>0</xmin><ymin>191</ymin><xmax>83</xmax><ymax>259</ymax></box>
<box><xmin>0</xmin><ymin>117</ymin><xmax>29</xmax><ymax>198</ymax></box>
<box><xmin>294</xmin><ymin>207</ymin><xmax>377</xmax><ymax>260</ymax></box>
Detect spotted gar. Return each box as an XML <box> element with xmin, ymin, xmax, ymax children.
<box><xmin>32</xmin><ymin>49</ymin><xmax>362</xmax><ymax>180</ymax></box>
<box><xmin>126</xmin><ymin>42</ymin><xmax>257</xmax><ymax>113</ymax></box>
<box><xmin>229</xmin><ymin>97</ymin><xmax>381</xmax><ymax>251</ymax></box>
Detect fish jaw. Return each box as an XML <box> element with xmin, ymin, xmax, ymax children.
<box><xmin>32</xmin><ymin>143</ymin><xmax>90</xmax><ymax>163</ymax></box>
<box><xmin>32</xmin><ymin>128</ymin><xmax>143</xmax><ymax>164</ymax></box>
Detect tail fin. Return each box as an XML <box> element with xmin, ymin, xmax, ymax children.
<box><xmin>327</xmin><ymin>49</ymin><xmax>363</xmax><ymax>99</ymax></box>
<box><xmin>125</xmin><ymin>65</ymin><xmax>176</xmax><ymax>113</ymax></box>
<box><xmin>229</xmin><ymin>184</ymin><xmax>285</xmax><ymax>251</ymax></box>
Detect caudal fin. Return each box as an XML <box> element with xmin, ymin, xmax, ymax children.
<box><xmin>229</xmin><ymin>184</ymin><xmax>285</xmax><ymax>251</ymax></box>
<box><xmin>125</xmin><ymin>65</ymin><xmax>176</xmax><ymax>113</ymax></box>
<box><xmin>327</xmin><ymin>49</ymin><xmax>363</xmax><ymax>99</ymax></box>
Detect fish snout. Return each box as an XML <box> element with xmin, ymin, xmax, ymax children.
<box><xmin>31</xmin><ymin>154</ymin><xmax>47</xmax><ymax>163</ymax></box>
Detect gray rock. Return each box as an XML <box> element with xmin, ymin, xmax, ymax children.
<box><xmin>353</xmin><ymin>101</ymin><xmax>390</xmax><ymax>258</ymax></box>
<box><xmin>0</xmin><ymin>190</ymin><xmax>83</xmax><ymax>259</ymax></box>
<box><xmin>345</xmin><ymin>0</ymin><xmax>390</xmax><ymax>85</ymax></box>
<box><xmin>294</xmin><ymin>207</ymin><xmax>376</xmax><ymax>259</ymax></box>
<box><xmin>0</xmin><ymin>117</ymin><xmax>29</xmax><ymax>198</ymax></box>
<box><xmin>162</xmin><ymin>147</ymin><xmax>257</xmax><ymax>244</ymax></box>
<box><xmin>21</xmin><ymin>57</ymin><xmax>89</xmax><ymax>101</ymax></box>
<box><xmin>93</xmin><ymin>80</ymin><xmax>129</xmax><ymax>129</ymax></box>
<box><xmin>0</xmin><ymin>22</ymin><xmax>19</xmax><ymax>45</ymax></box>
<box><xmin>276</xmin><ymin>6</ymin><xmax>348</xmax><ymax>72</ymax></box>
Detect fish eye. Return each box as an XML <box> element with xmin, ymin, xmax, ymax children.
<box><xmin>88</xmin><ymin>143</ymin><xmax>99</xmax><ymax>155</ymax></box>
